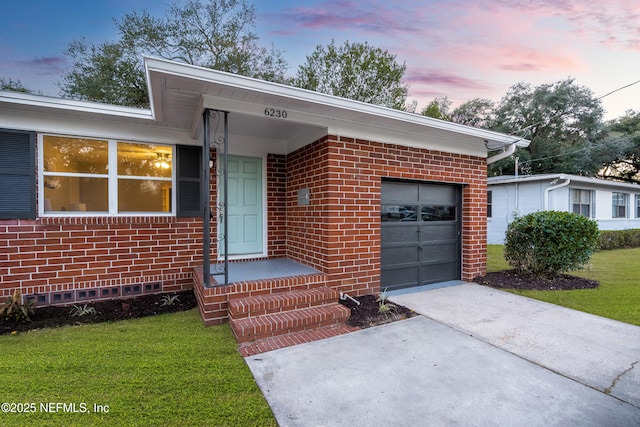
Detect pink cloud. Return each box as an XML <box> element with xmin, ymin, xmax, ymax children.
<box><xmin>5</xmin><ymin>56</ymin><xmax>67</xmax><ymax>77</ymax></box>
<box><xmin>267</xmin><ymin>0</ymin><xmax>431</xmax><ymax>36</ymax></box>
<box><xmin>406</xmin><ymin>69</ymin><xmax>490</xmax><ymax>90</ymax></box>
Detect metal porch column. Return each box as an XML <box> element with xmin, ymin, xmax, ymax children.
<box><xmin>202</xmin><ymin>109</ymin><xmax>229</xmax><ymax>287</ymax></box>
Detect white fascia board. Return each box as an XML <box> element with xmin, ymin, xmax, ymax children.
<box><xmin>489</xmin><ymin>174</ymin><xmax>640</xmax><ymax>190</ymax></box>
<box><xmin>144</xmin><ymin>56</ymin><xmax>528</xmax><ymax>149</ymax></box>
<box><xmin>0</xmin><ymin>90</ymin><xmax>153</xmax><ymax>121</ymax></box>
<box><xmin>0</xmin><ymin>106</ymin><xmax>194</xmax><ymax>146</ymax></box>
<box><xmin>198</xmin><ymin>94</ymin><xmax>489</xmax><ymax>157</ymax></box>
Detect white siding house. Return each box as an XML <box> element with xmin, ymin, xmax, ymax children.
<box><xmin>488</xmin><ymin>174</ymin><xmax>640</xmax><ymax>244</ymax></box>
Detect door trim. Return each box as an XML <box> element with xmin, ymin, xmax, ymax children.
<box><xmin>217</xmin><ymin>153</ymin><xmax>268</xmax><ymax>260</ymax></box>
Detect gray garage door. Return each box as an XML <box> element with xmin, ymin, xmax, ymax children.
<box><xmin>381</xmin><ymin>180</ymin><xmax>461</xmax><ymax>291</ymax></box>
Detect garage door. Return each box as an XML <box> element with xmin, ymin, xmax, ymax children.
<box><xmin>381</xmin><ymin>181</ymin><xmax>461</xmax><ymax>291</ymax></box>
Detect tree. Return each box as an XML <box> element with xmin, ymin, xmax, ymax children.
<box><xmin>420</xmin><ymin>97</ymin><xmax>451</xmax><ymax>120</ymax></box>
<box><xmin>0</xmin><ymin>77</ymin><xmax>31</xmax><ymax>94</ymax></box>
<box><xmin>598</xmin><ymin>110</ymin><xmax>640</xmax><ymax>183</ymax></box>
<box><xmin>449</xmin><ymin>98</ymin><xmax>495</xmax><ymax>129</ymax></box>
<box><xmin>61</xmin><ymin>39</ymin><xmax>148</xmax><ymax>107</ymax></box>
<box><xmin>293</xmin><ymin>39</ymin><xmax>408</xmax><ymax>110</ymax></box>
<box><xmin>489</xmin><ymin>79</ymin><xmax>608</xmax><ymax>176</ymax></box>
<box><xmin>60</xmin><ymin>0</ymin><xmax>288</xmax><ymax>107</ymax></box>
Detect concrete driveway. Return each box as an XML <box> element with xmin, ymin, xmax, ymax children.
<box><xmin>245</xmin><ymin>283</ymin><xmax>640</xmax><ymax>426</ymax></box>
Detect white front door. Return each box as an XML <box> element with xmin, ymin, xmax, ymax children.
<box><xmin>220</xmin><ymin>155</ymin><xmax>263</xmax><ymax>256</ymax></box>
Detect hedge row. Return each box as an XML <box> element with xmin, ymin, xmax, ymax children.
<box><xmin>599</xmin><ymin>229</ymin><xmax>640</xmax><ymax>250</ymax></box>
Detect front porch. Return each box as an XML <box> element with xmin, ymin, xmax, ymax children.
<box><xmin>192</xmin><ymin>258</ymin><xmax>353</xmax><ymax>353</ymax></box>
<box><xmin>209</xmin><ymin>258</ymin><xmax>321</xmax><ymax>284</ymax></box>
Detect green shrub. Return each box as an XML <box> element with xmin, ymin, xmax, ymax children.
<box><xmin>599</xmin><ymin>229</ymin><xmax>640</xmax><ymax>250</ymax></box>
<box><xmin>1</xmin><ymin>290</ymin><xmax>35</xmax><ymax>323</ymax></box>
<box><xmin>504</xmin><ymin>211</ymin><xmax>600</xmax><ymax>277</ymax></box>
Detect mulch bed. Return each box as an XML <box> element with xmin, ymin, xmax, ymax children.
<box><xmin>2</xmin><ymin>271</ymin><xmax>598</xmax><ymax>336</ymax></box>
<box><xmin>339</xmin><ymin>294</ymin><xmax>415</xmax><ymax>328</ymax></box>
<box><xmin>0</xmin><ymin>290</ymin><xmax>197</xmax><ymax>335</ymax></box>
<box><xmin>2</xmin><ymin>289</ymin><xmax>416</xmax><ymax>336</ymax></box>
<box><xmin>473</xmin><ymin>270</ymin><xmax>599</xmax><ymax>291</ymax></box>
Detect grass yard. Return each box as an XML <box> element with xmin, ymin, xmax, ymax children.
<box><xmin>487</xmin><ymin>245</ymin><xmax>640</xmax><ymax>327</ymax></box>
<box><xmin>0</xmin><ymin>309</ymin><xmax>276</xmax><ymax>427</ymax></box>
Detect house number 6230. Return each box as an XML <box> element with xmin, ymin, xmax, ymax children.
<box><xmin>264</xmin><ymin>108</ymin><xmax>288</xmax><ymax>118</ymax></box>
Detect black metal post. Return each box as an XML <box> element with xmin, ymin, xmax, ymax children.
<box><xmin>202</xmin><ymin>110</ymin><xmax>211</xmax><ymax>287</ymax></box>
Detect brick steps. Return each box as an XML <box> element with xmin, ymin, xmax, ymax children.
<box><xmin>239</xmin><ymin>323</ymin><xmax>359</xmax><ymax>357</ymax></box>
<box><xmin>193</xmin><ymin>264</ymin><xmax>353</xmax><ymax>345</ymax></box>
<box><xmin>229</xmin><ymin>288</ymin><xmax>350</xmax><ymax>343</ymax></box>
<box><xmin>229</xmin><ymin>287</ymin><xmax>339</xmax><ymax>319</ymax></box>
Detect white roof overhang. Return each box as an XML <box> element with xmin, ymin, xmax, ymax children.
<box><xmin>0</xmin><ymin>57</ymin><xmax>529</xmax><ymax>157</ymax></box>
<box><xmin>0</xmin><ymin>90</ymin><xmax>194</xmax><ymax>145</ymax></box>
<box><xmin>488</xmin><ymin>174</ymin><xmax>640</xmax><ymax>191</ymax></box>
<box><xmin>145</xmin><ymin>57</ymin><xmax>529</xmax><ymax>156</ymax></box>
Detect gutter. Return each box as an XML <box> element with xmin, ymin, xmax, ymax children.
<box><xmin>486</xmin><ymin>142</ymin><xmax>517</xmax><ymax>164</ymax></box>
<box><xmin>544</xmin><ymin>176</ymin><xmax>571</xmax><ymax>210</ymax></box>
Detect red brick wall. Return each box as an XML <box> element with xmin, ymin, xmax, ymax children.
<box><xmin>2</xmin><ymin>138</ymin><xmax>487</xmax><ymax>307</ymax></box>
<box><xmin>0</xmin><ymin>217</ymin><xmax>202</xmax><ymax>305</ymax></box>
<box><xmin>286</xmin><ymin>135</ymin><xmax>487</xmax><ymax>296</ymax></box>
<box><xmin>267</xmin><ymin>154</ymin><xmax>287</xmax><ymax>258</ymax></box>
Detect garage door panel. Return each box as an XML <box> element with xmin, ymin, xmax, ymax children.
<box><xmin>381</xmin><ymin>266</ymin><xmax>419</xmax><ymax>290</ymax></box>
<box><xmin>419</xmin><ymin>223</ymin><xmax>457</xmax><ymax>241</ymax></box>
<box><xmin>381</xmin><ymin>225</ymin><xmax>418</xmax><ymax>244</ymax></box>
<box><xmin>381</xmin><ymin>182</ymin><xmax>418</xmax><ymax>202</ymax></box>
<box><xmin>419</xmin><ymin>184</ymin><xmax>456</xmax><ymax>204</ymax></box>
<box><xmin>420</xmin><ymin>263</ymin><xmax>459</xmax><ymax>284</ymax></box>
<box><xmin>381</xmin><ymin>180</ymin><xmax>461</xmax><ymax>291</ymax></box>
<box><xmin>382</xmin><ymin>246</ymin><xmax>419</xmax><ymax>266</ymax></box>
<box><xmin>419</xmin><ymin>243</ymin><xmax>458</xmax><ymax>264</ymax></box>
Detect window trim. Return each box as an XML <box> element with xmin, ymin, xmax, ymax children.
<box><xmin>612</xmin><ymin>192</ymin><xmax>628</xmax><ymax>219</ymax></box>
<box><xmin>39</xmin><ymin>133</ymin><xmax>176</xmax><ymax>217</ymax></box>
<box><xmin>570</xmin><ymin>188</ymin><xmax>594</xmax><ymax>218</ymax></box>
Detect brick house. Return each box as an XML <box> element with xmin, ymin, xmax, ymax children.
<box><xmin>0</xmin><ymin>57</ymin><xmax>527</xmax><ymax>340</ymax></box>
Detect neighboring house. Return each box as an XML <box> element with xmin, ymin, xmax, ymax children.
<box><xmin>488</xmin><ymin>173</ymin><xmax>640</xmax><ymax>244</ymax></box>
<box><xmin>0</xmin><ymin>57</ymin><xmax>527</xmax><ymax>336</ymax></box>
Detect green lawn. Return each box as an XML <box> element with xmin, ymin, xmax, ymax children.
<box><xmin>0</xmin><ymin>309</ymin><xmax>276</xmax><ymax>427</ymax></box>
<box><xmin>487</xmin><ymin>245</ymin><xmax>640</xmax><ymax>327</ymax></box>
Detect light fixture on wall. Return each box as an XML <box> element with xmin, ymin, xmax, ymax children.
<box><xmin>154</xmin><ymin>153</ymin><xmax>171</xmax><ymax>169</ymax></box>
<box><xmin>44</xmin><ymin>176</ymin><xmax>61</xmax><ymax>189</ymax></box>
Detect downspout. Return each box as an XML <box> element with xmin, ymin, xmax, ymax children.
<box><xmin>486</xmin><ymin>142</ymin><xmax>516</xmax><ymax>165</ymax></box>
<box><xmin>544</xmin><ymin>176</ymin><xmax>571</xmax><ymax>210</ymax></box>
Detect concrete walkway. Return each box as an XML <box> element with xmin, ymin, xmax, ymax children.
<box><xmin>245</xmin><ymin>283</ymin><xmax>640</xmax><ymax>426</ymax></box>
<box><xmin>390</xmin><ymin>283</ymin><xmax>640</xmax><ymax>408</ymax></box>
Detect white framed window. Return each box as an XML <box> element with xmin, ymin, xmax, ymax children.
<box><xmin>612</xmin><ymin>192</ymin><xmax>628</xmax><ymax>219</ymax></box>
<box><xmin>571</xmin><ymin>189</ymin><xmax>593</xmax><ymax>218</ymax></box>
<box><xmin>40</xmin><ymin>134</ymin><xmax>174</xmax><ymax>216</ymax></box>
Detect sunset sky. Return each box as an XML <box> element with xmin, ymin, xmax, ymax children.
<box><xmin>0</xmin><ymin>0</ymin><xmax>638</xmax><ymax>119</ymax></box>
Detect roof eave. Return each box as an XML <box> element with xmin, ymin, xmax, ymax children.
<box><xmin>0</xmin><ymin>90</ymin><xmax>153</xmax><ymax>121</ymax></box>
<box><xmin>143</xmin><ymin>56</ymin><xmax>529</xmax><ymax>149</ymax></box>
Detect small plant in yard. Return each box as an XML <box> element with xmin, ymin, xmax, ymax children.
<box><xmin>504</xmin><ymin>211</ymin><xmax>600</xmax><ymax>277</ymax></box>
<box><xmin>0</xmin><ymin>290</ymin><xmax>35</xmax><ymax>323</ymax></box>
<box><xmin>69</xmin><ymin>304</ymin><xmax>97</xmax><ymax>317</ymax></box>
<box><xmin>160</xmin><ymin>294</ymin><xmax>181</xmax><ymax>307</ymax></box>
<box><xmin>376</xmin><ymin>288</ymin><xmax>396</xmax><ymax>314</ymax></box>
